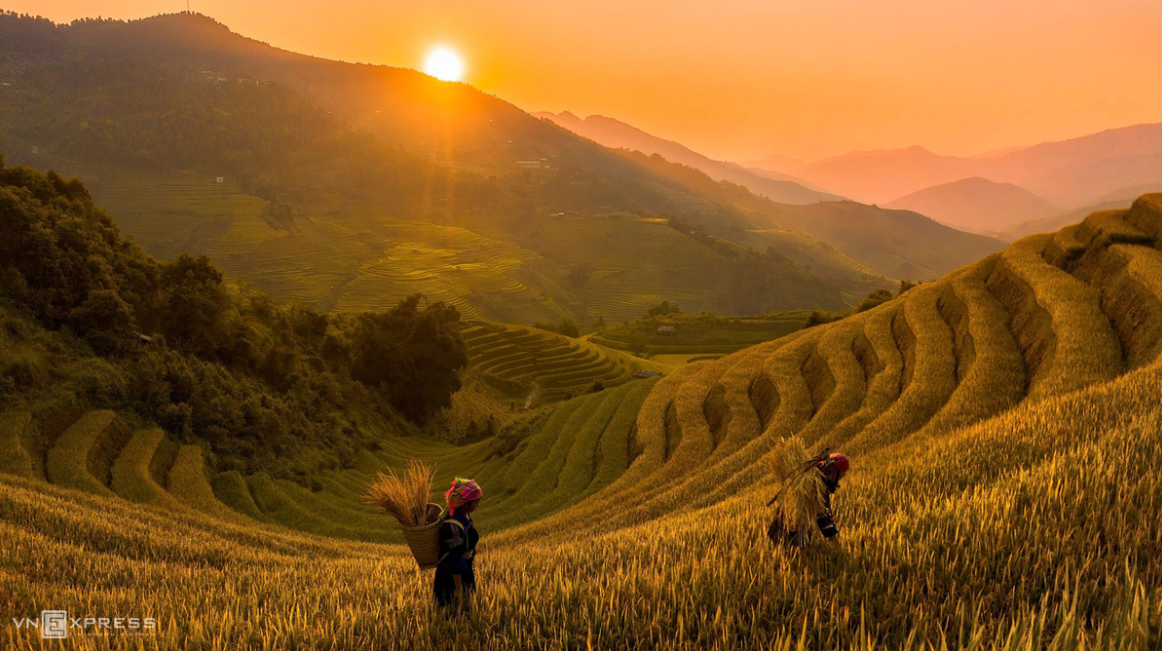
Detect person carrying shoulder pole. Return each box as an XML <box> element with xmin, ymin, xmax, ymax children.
<box><xmin>766</xmin><ymin>449</ymin><xmax>849</xmax><ymax>547</ymax></box>
<box><xmin>814</xmin><ymin>452</ymin><xmax>849</xmax><ymax>539</ymax></box>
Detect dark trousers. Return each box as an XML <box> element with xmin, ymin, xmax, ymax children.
<box><xmin>433</xmin><ymin>564</ymin><xmax>476</xmax><ymax>607</ymax></box>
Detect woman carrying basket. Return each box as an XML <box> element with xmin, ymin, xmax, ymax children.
<box><xmin>434</xmin><ymin>477</ymin><xmax>482</xmax><ymax>608</ymax></box>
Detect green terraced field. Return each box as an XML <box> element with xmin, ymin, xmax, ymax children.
<box><xmin>89</xmin><ymin>172</ymin><xmax>271</xmax><ymax>261</ymax></box>
<box><xmin>460</xmin><ymin>322</ymin><xmax>664</xmax><ymax>403</ymax></box>
<box><xmin>84</xmin><ymin>176</ymin><xmax>854</xmax><ymax>325</ymax></box>
<box><xmin>592</xmin><ymin>311</ymin><xmax>812</xmax><ymax>357</ymax></box>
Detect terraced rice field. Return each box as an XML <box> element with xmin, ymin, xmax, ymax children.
<box><xmin>461</xmin><ymin>322</ymin><xmax>654</xmax><ymax>403</ymax></box>
<box><xmin>4</xmin><ymin>197</ymin><xmax>1162</xmax><ymax>649</ymax></box>
<box><xmin>90</xmin><ymin>173</ymin><xmax>271</xmax><ymax>261</ymax></box>
<box><xmin>333</xmin><ymin>224</ymin><xmax>562</xmax><ymax>322</ymax></box>
<box><xmin>592</xmin><ymin>312</ymin><xmax>812</xmax><ymax>358</ymax></box>
<box><xmin>456</xmin><ymin>213</ymin><xmax>746</xmax><ymax>323</ymax></box>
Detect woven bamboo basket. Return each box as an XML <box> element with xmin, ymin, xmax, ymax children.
<box><xmin>400</xmin><ymin>503</ymin><xmax>444</xmax><ymax>570</ymax></box>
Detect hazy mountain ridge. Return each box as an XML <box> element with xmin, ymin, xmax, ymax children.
<box><xmin>885</xmin><ymin>177</ymin><xmax>1060</xmax><ymax>235</ymax></box>
<box><xmin>620</xmin><ymin>150</ymin><xmax>1006</xmax><ymax>281</ymax></box>
<box><xmin>540</xmin><ymin>113</ymin><xmax>1005</xmax><ymax>280</ymax></box>
<box><xmin>752</xmin><ymin>124</ymin><xmax>1162</xmax><ymax>211</ymax></box>
<box><xmin>535</xmin><ymin>111</ymin><xmax>842</xmax><ymax>204</ymax></box>
<box><xmin>768</xmin><ymin>201</ymin><xmax>1007</xmax><ymax>281</ymax></box>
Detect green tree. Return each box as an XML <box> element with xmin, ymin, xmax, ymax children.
<box><xmin>69</xmin><ymin>289</ymin><xmax>136</xmax><ymax>356</ymax></box>
<box><xmin>558</xmin><ymin>319</ymin><xmax>579</xmax><ymax>338</ymax></box>
<box><xmin>857</xmin><ymin>289</ymin><xmax>894</xmax><ymax>313</ymax></box>
<box><xmin>158</xmin><ymin>255</ymin><xmax>231</xmax><ymax>359</ymax></box>
<box><xmin>647</xmin><ymin>301</ymin><xmax>681</xmax><ymax>318</ymax></box>
<box><xmin>350</xmin><ymin>294</ymin><xmax>468</xmax><ymax>423</ymax></box>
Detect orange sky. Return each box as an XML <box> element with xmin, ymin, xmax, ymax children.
<box><xmin>9</xmin><ymin>0</ymin><xmax>1162</xmax><ymax>162</ymax></box>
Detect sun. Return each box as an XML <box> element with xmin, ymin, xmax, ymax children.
<box><xmin>423</xmin><ymin>46</ymin><xmax>463</xmax><ymax>82</ymax></box>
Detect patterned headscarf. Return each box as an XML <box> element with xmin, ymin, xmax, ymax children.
<box><xmin>444</xmin><ymin>477</ymin><xmax>482</xmax><ymax>516</ymax></box>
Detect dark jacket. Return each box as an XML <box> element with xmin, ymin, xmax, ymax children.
<box><xmin>437</xmin><ymin>511</ymin><xmax>478</xmax><ymax>575</ymax></box>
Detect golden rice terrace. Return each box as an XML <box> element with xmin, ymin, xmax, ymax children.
<box><xmin>3</xmin><ymin>196</ymin><xmax>1162</xmax><ymax>649</ymax></box>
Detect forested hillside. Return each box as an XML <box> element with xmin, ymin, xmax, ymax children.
<box><xmin>0</xmin><ymin>159</ymin><xmax>467</xmax><ymax>480</ymax></box>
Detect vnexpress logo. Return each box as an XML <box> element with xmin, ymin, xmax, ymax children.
<box><xmin>12</xmin><ymin>610</ymin><xmax>156</xmax><ymax>638</ymax></box>
<box><xmin>40</xmin><ymin>610</ymin><xmax>68</xmax><ymax>639</ymax></box>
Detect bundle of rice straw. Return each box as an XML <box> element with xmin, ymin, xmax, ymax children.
<box><xmin>766</xmin><ymin>437</ymin><xmax>828</xmax><ymax>535</ymax></box>
<box><xmin>364</xmin><ymin>460</ymin><xmax>437</xmax><ymax>527</ymax></box>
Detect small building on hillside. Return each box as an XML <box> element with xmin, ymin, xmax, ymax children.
<box><xmin>515</xmin><ymin>161</ymin><xmax>544</xmax><ymax>169</ymax></box>
<box><xmin>215</xmin><ymin>176</ymin><xmax>224</xmax><ymax>184</ymax></box>
<box><xmin>634</xmin><ymin>370</ymin><xmax>662</xmax><ymax>379</ymax></box>
<box><xmin>656</xmin><ymin>325</ymin><xmax>678</xmax><ymax>336</ymax></box>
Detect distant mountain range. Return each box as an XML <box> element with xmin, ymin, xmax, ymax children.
<box><xmin>748</xmin><ymin>123</ymin><xmax>1162</xmax><ymax>235</ymax></box>
<box><xmin>996</xmin><ymin>183</ymin><xmax>1162</xmax><ymax>242</ymax></box>
<box><xmin>537</xmin><ymin>108</ymin><xmax>1158</xmax><ymax>253</ymax></box>
<box><xmin>751</xmin><ymin>124</ymin><xmax>1162</xmax><ymax>210</ymax></box>
<box><xmin>885</xmin><ymin>177</ymin><xmax>1060</xmax><ymax>236</ymax></box>
<box><xmin>534</xmin><ymin>111</ymin><xmax>841</xmax><ymax>205</ymax></box>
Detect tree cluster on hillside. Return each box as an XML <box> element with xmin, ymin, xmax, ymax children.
<box><xmin>646</xmin><ymin>301</ymin><xmax>682</xmax><ymax>318</ymax></box>
<box><xmin>855</xmin><ymin>279</ymin><xmax>919</xmax><ymax>313</ymax></box>
<box><xmin>533</xmin><ymin>319</ymin><xmax>580</xmax><ymax>338</ymax></box>
<box><xmin>0</xmin><ymin>160</ymin><xmax>467</xmax><ymax>478</ymax></box>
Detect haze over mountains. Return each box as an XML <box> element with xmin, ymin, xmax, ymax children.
<box><xmin>538</xmin><ymin>107</ymin><xmax>1162</xmax><ymax>252</ymax></box>
<box><xmin>885</xmin><ymin>177</ymin><xmax>1061</xmax><ymax>236</ymax></box>
<box><xmin>747</xmin><ymin>124</ymin><xmax>1162</xmax><ymax>234</ymax></box>
<box><xmin>534</xmin><ymin>111</ymin><xmax>841</xmax><ymax>205</ymax></box>
<box><xmin>0</xmin><ymin>12</ymin><xmax>885</xmax><ymax>324</ymax></box>
<box><xmin>534</xmin><ymin>110</ymin><xmax>1005</xmax><ymax>279</ymax></box>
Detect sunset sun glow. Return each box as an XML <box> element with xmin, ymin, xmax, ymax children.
<box><xmin>423</xmin><ymin>46</ymin><xmax>463</xmax><ymax>82</ymax></box>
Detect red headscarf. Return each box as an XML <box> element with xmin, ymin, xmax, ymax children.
<box><xmin>818</xmin><ymin>453</ymin><xmax>849</xmax><ymax>481</ymax></box>
<box><xmin>444</xmin><ymin>477</ymin><xmax>482</xmax><ymax>516</ymax></box>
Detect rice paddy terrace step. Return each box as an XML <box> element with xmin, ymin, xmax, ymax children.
<box><xmin>46</xmin><ymin>410</ymin><xmax>119</xmax><ymax>497</ymax></box>
<box><xmin>464</xmin><ymin>322</ymin><xmax>644</xmax><ymax>404</ymax></box>
<box><xmin>110</xmin><ymin>428</ymin><xmax>184</xmax><ymax>509</ymax></box>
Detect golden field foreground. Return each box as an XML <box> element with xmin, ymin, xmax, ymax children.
<box><xmin>4</xmin><ymin>197</ymin><xmax>1162</xmax><ymax>649</ymax></box>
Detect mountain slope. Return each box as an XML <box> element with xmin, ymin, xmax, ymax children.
<box><xmin>768</xmin><ymin>145</ymin><xmax>975</xmax><ymax>205</ymax></box>
<box><xmin>744</xmin><ymin>151</ymin><xmax>808</xmax><ymax>177</ymax></box>
<box><xmin>4</xmin><ymin>190</ymin><xmax>1160</xmax><ymax>648</ymax></box>
<box><xmin>535</xmin><ymin>111</ymin><xmax>841</xmax><ymax>204</ymax></box>
<box><xmin>622</xmin><ymin>151</ymin><xmax>1007</xmax><ymax>281</ymax></box>
<box><xmin>885</xmin><ymin>177</ymin><xmax>1060</xmax><ymax>235</ymax></box>
<box><xmin>1</xmin><ymin>12</ymin><xmax>892</xmax><ymax>322</ymax></box>
<box><xmin>769</xmin><ymin>201</ymin><xmax>1007</xmax><ymax>280</ymax></box>
<box><xmin>999</xmin><ymin>185</ymin><xmax>1162</xmax><ymax>242</ymax></box>
<box><xmin>981</xmin><ymin>122</ymin><xmax>1162</xmax><ymax>206</ymax></box>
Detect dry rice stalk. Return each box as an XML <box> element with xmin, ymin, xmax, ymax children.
<box><xmin>766</xmin><ymin>437</ymin><xmax>827</xmax><ymax>534</ymax></box>
<box><xmin>364</xmin><ymin>460</ymin><xmax>436</xmax><ymax>527</ymax></box>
